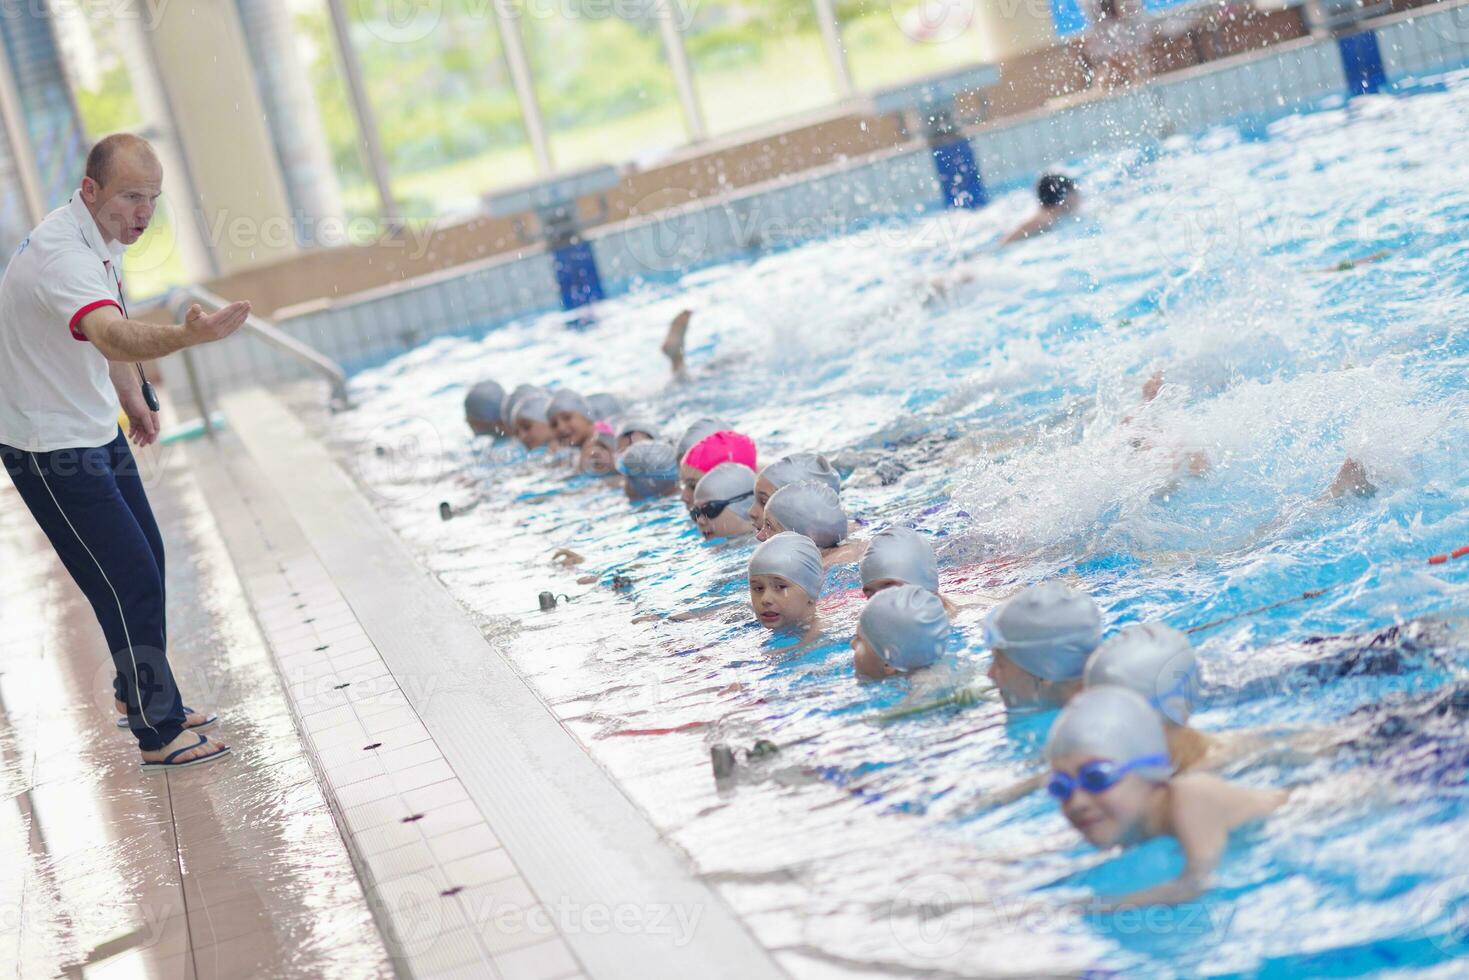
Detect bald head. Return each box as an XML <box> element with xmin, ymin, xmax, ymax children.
<box><xmin>81</xmin><ymin>134</ymin><xmax>162</xmax><ymax>246</ymax></box>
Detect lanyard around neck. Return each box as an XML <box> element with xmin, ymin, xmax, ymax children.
<box><xmin>103</xmin><ymin>251</ymin><xmax>159</xmax><ymax>413</ymax></box>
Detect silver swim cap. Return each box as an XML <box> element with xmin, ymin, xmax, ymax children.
<box><xmin>766</xmin><ymin>481</ymin><xmax>847</xmax><ymax>548</ymax></box>
<box><xmin>694</xmin><ymin>463</ymin><xmax>756</xmax><ymax>519</ymax></box>
<box><xmin>749</xmin><ymin>532</ymin><xmax>824</xmax><ymax>600</ymax></box>
<box><xmin>859</xmin><ymin>585</ymin><xmax>949</xmax><ymax>672</ymax></box>
<box><xmin>1085</xmin><ymin>624</ymin><xmax>1199</xmax><ymax>726</ymax></box>
<box><xmin>985</xmin><ymin>582</ymin><xmax>1101</xmax><ymax>682</ymax></box>
<box><xmin>677</xmin><ymin>418</ymin><xmax>729</xmax><ymax>465</ymax></box>
<box><xmin>759</xmin><ymin>452</ymin><xmax>841</xmax><ymax>495</ymax></box>
<box><xmin>586</xmin><ymin>393</ymin><xmax>624</xmax><ymax>420</ymax></box>
<box><xmin>501</xmin><ymin>383</ymin><xmax>542</xmax><ymax>424</ymax></box>
<box><xmin>860</xmin><ymin>526</ymin><xmax>939</xmax><ymax>593</ymax></box>
<box><xmin>464</xmin><ymin>379</ymin><xmax>505</xmax><ymax>424</ymax></box>
<box><xmin>616</xmin><ymin>416</ymin><xmax>660</xmax><ymax>442</ymax></box>
<box><xmin>617</xmin><ymin>440</ymin><xmax>679</xmax><ymax>498</ymax></box>
<box><xmin>548</xmin><ymin>389</ymin><xmax>592</xmax><ymax>420</ymax></box>
<box><xmin>514</xmin><ymin>391</ymin><xmax>552</xmax><ymax>425</ymax></box>
<box><xmin>1045</xmin><ymin>686</ymin><xmax>1173</xmax><ymax>781</ymax></box>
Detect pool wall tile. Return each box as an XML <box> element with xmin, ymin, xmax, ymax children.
<box><xmin>1379</xmin><ymin>5</ymin><xmax>1469</xmax><ymax>79</ymax></box>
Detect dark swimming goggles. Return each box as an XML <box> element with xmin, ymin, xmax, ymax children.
<box><xmin>1046</xmin><ymin>754</ymin><xmax>1169</xmax><ymax>801</ymax></box>
<box><xmin>688</xmin><ymin>491</ymin><xmax>752</xmax><ymax>522</ymax></box>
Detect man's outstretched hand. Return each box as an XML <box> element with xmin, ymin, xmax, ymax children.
<box><xmin>184</xmin><ymin>301</ymin><xmax>251</xmax><ymax>346</ymax></box>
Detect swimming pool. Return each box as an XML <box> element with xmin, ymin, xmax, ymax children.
<box><xmin>323</xmin><ymin>66</ymin><xmax>1469</xmax><ymax>977</ymax></box>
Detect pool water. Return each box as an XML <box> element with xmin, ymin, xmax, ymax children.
<box><xmin>326</xmin><ymin>68</ymin><xmax>1469</xmax><ymax>977</ymax></box>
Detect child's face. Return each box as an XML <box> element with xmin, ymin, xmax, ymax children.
<box><xmin>1049</xmin><ymin>752</ymin><xmax>1154</xmax><ymax>849</ymax></box>
<box><xmin>754</xmin><ymin>513</ymin><xmax>786</xmax><ymax>542</ymax></box>
<box><xmin>515</xmin><ymin>417</ymin><xmax>554</xmax><ymax>449</ymax></box>
<box><xmin>861</xmin><ymin>577</ymin><xmax>904</xmax><ymax>600</ymax></box>
<box><xmin>551</xmin><ymin>411</ymin><xmax>594</xmax><ymax>446</ymax></box>
<box><xmin>852</xmin><ymin>632</ymin><xmax>896</xmax><ymax>679</ymax></box>
<box><xmin>695</xmin><ymin>506</ymin><xmax>752</xmax><ymax>541</ymax></box>
<box><xmin>986</xmin><ymin>648</ymin><xmax>1060</xmax><ymax>710</ymax></box>
<box><xmin>678</xmin><ymin>463</ymin><xmax>704</xmax><ymax>508</ymax></box>
<box><xmin>749</xmin><ymin>574</ymin><xmax>815</xmax><ymax>630</ymax></box>
<box><xmin>581</xmin><ymin>441</ymin><xmax>615</xmax><ymax>476</ymax></box>
<box><xmin>617</xmin><ymin>431</ymin><xmax>651</xmax><ymax>453</ymax></box>
<box><xmin>749</xmin><ymin>473</ymin><xmax>778</xmax><ymax>526</ymax></box>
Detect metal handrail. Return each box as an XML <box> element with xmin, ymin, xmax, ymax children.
<box><xmin>166</xmin><ymin>285</ymin><xmax>351</xmax><ymax>412</ymax></box>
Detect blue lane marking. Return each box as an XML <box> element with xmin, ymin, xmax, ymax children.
<box><xmin>1050</xmin><ymin>0</ymin><xmax>1088</xmax><ymax>36</ymax></box>
<box><xmin>1339</xmin><ymin>30</ymin><xmax>1388</xmax><ymax>96</ymax></box>
<box><xmin>931</xmin><ymin>138</ymin><xmax>988</xmax><ymax>210</ymax></box>
<box><xmin>551</xmin><ymin>240</ymin><xmax>605</xmax><ymax>310</ymax></box>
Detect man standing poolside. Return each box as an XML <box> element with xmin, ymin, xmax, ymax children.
<box><xmin>0</xmin><ymin>134</ymin><xmax>250</xmax><ymax>771</ymax></box>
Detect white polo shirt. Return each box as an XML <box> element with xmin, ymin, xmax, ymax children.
<box><xmin>0</xmin><ymin>192</ymin><xmax>128</xmax><ymax>451</ymax></box>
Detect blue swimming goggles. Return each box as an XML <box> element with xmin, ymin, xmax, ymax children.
<box><xmin>1046</xmin><ymin>754</ymin><xmax>1170</xmax><ymax>801</ymax></box>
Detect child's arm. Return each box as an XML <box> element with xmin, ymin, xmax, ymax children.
<box><xmin>976</xmin><ymin>772</ymin><xmax>1047</xmax><ymax>811</ymax></box>
<box><xmin>1097</xmin><ymin>777</ymin><xmax>1230</xmax><ymax>909</ymax></box>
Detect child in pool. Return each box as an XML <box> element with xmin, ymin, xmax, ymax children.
<box><xmin>660</xmin><ymin>310</ymin><xmax>747</xmax><ymax>380</ymax></box>
<box><xmin>549</xmin><ymin>390</ymin><xmax>597</xmax><ymax>449</ymax></box>
<box><xmin>748</xmin><ymin>532</ymin><xmax>824</xmax><ymax>633</ymax></box>
<box><xmin>755</xmin><ymin>481</ymin><xmax>866</xmax><ymax>566</ymax></box>
<box><xmin>617</xmin><ymin>440</ymin><xmax>680</xmax><ymax>502</ymax></box>
<box><xmin>750</xmin><ymin>453</ymin><xmax>841</xmax><ymax>526</ymax></box>
<box><xmin>859</xmin><ymin>525</ymin><xmax>965</xmax><ymax>616</ymax></box>
<box><xmin>679</xmin><ymin>429</ymin><xmax>757</xmax><ymax>509</ymax></box>
<box><xmin>1085</xmin><ymin>623</ymin><xmax>1220</xmax><ymax>769</ymax></box>
<box><xmin>985</xmin><ymin>582</ymin><xmax>1101</xmax><ymax>712</ymax></box>
<box><xmin>585</xmin><ymin>392</ymin><xmax>624</xmax><ymax>422</ymax></box>
<box><xmin>691</xmin><ymin>463</ymin><xmax>757</xmax><ymax>541</ymax></box>
<box><xmin>579</xmin><ymin>422</ymin><xmax>619</xmax><ymax>476</ymax></box>
<box><xmin>1001</xmin><ymin>173</ymin><xmax>1082</xmax><ymax>247</ymax></box>
<box><xmin>927</xmin><ymin>175</ymin><xmax>1084</xmax><ymax>300</ymax></box>
<box><xmin>1046</xmin><ymin>685</ymin><xmax>1286</xmax><ymax>908</ymax></box>
<box><xmin>852</xmin><ymin>585</ymin><xmax>950</xmax><ymax>680</ymax></box>
<box><xmin>511</xmin><ymin>390</ymin><xmax>556</xmax><ymax>450</ymax></box>
<box><xmin>464</xmin><ymin>379</ymin><xmax>508</xmax><ymax>437</ymax></box>
<box><xmin>616</xmin><ymin>416</ymin><xmax>659</xmax><ymax>452</ymax></box>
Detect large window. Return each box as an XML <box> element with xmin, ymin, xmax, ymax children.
<box><xmin>302</xmin><ymin>0</ymin><xmax>538</xmax><ymax>219</ymax></box>
<box><xmin>53</xmin><ymin>7</ymin><xmax>190</xmax><ymax>298</ymax></box>
<box><xmin>839</xmin><ymin>0</ymin><xmax>994</xmax><ymax>90</ymax></box>
<box><xmin>684</xmin><ymin>0</ymin><xmax>840</xmax><ymax>135</ymax></box>
<box><xmin>520</xmin><ymin>4</ymin><xmax>687</xmax><ymax>170</ymax></box>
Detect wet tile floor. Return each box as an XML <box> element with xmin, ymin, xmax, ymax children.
<box><xmin>0</xmin><ymin>438</ymin><xmax>394</xmax><ymax>979</ymax></box>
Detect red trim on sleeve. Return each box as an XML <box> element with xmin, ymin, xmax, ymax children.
<box><xmin>68</xmin><ymin>299</ymin><xmax>122</xmax><ymax>341</ymax></box>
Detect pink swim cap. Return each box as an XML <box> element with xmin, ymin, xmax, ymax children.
<box><xmin>682</xmin><ymin>430</ymin><xmax>757</xmax><ymax>474</ymax></box>
<box><xmin>594</xmin><ymin>419</ymin><xmax>615</xmax><ymax>435</ymax></box>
